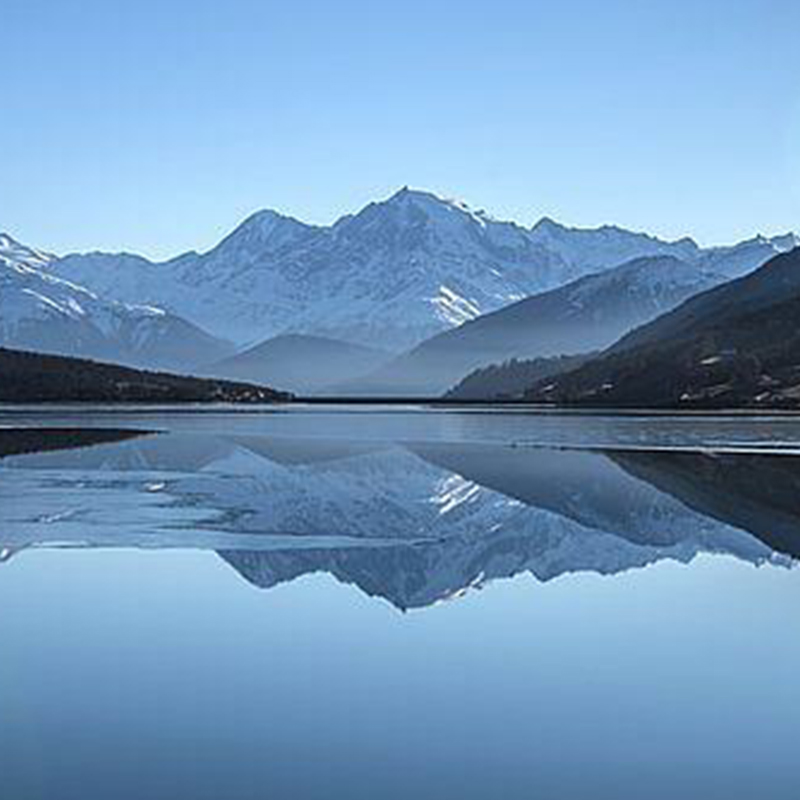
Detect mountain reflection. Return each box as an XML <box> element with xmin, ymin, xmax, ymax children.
<box><xmin>0</xmin><ymin>427</ymin><xmax>150</xmax><ymax>460</ymax></box>
<box><xmin>0</xmin><ymin>430</ymin><xmax>797</xmax><ymax>609</ymax></box>
<box><xmin>609</xmin><ymin>449</ymin><xmax>800</xmax><ymax>561</ymax></box>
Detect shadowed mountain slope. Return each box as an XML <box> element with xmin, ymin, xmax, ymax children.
<box><xmin>206</xmin><ymin>334</ymin><xmax>390</xmax><ymax>395</ymax></box>
<box><xmin>524</xmin><ymin>248</ymin><xmax>800</xmax><ymax>408</ymax></box>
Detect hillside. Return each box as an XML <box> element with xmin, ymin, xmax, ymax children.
<box><xmin>523</xmin><ymin>248</ymin><xmax>800</xmax><ymax>409</ymax></box>
<box><xmin>206</xmin><ymin>334</ymin><xmax>389</xmax><ymax>395</ymax></box>
<box><xmin>0</xmin><ymin>347</ymin><xmax>291</xmax><ymax>403</ymax></box>
<box><xmin>445</xmin><ymin>354</ymin><xmax>591</xmax><ymax>400</ymax></box>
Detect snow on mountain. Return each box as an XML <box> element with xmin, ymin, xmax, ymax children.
<box><xmin>696</xmin><ymin>233</ymin><xmax>800</xmax><ymax>279</ymax></box>
<box><xmin>49</xmin><ymin>189</ymin><xmax>572</xmax><ymax>349</ymax></box>
<box><xmin>528</xmin><ymin>217</ymin><xmax>701</xmax><ymax>272</ymax></box>
<box><xmin>32</xmin><ymin>190</ymin><xmax>800</xmax><ymax>352</ymax></box>
<box><xmin>0</xmin><ymin>233</ymin><xmax>232</xmax><ymax>370</ymax></box>
<box><xmin>562</xmin><ymin>254</ymin><xmax>722</xmax><ymax>308</ymax></box>
<box><xmin>0</xmin><ymin>233</ymin><xmax>55</xmax><ymax>269</ymax></box>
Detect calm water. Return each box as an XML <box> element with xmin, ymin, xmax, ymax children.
<box><xmin>1</xmin><ymin>406</ymin><xmax>799</xmax><ymax>799</ymax></box>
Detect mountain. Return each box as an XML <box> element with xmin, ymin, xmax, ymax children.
<box><xmin>528</xmin><ymin>217</ymin><xmax>701</xmax><ymax>269</ymax></box>
<box><xmin>46</xmin><ymin>190</ymin><xmax>569</xmax><ymax>349</ymax></box>
<box><xmin>205</xmin><ymin>334</ymin><xmax>390</xmax><ymax>395</ymax></box>
<box><xmin>0</xmin><ymin>234</ymin><xmax>233</xmax><ymax>370</ymax></box>
<box><xmin>446</xmin><ymin>354</ymin><xmax>592</xmax><ymax>401</ymax></box>
<box><xmin>338</xmin><ymin>255</ymin><xmax>724</xmax><ymax>397</ymax></box>
<box><xmin>529</xmin><ymin>219</ymin><xmax>800</xmax><ymax>281</ymax></box>
<box><xmin>524</xmin><ymin>248</ymin><xmax>800</xmax><ymax>408</ymax></box>
<box><xmin>42</xmin><ymin>189</ymin><xmax>765</xmax><ymax>353</ymax></box>
<box><xmin>697</xmin><ymin>233</ymin><xmax>800</xmax><ymax>279</ymax></box>
<box><xmin>0</xmin><ymin>346</ymin><xmax>291</xmax><ymax>402</ymax></box>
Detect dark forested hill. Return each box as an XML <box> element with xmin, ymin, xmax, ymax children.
<box><xmin>445</xmin><ymin>354</ymin><xmax>591</xmax><ymax>400</ymax></box>
<box><xmin>0</xmin><ymin>347</ymin><xmax>292</xmax><ymax>403</ymax></box>
<box><xmin>523</xmin><ymin>249</ymin><xmax>800</xmax><ymax>409</ymax></box>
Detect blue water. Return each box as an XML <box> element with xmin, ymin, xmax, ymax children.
<box><xmin>1</xmin><ymin>407</ymin><xmax>798</xmax><ymax>800</ymax></box>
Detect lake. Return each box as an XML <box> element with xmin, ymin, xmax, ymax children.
<box><xmin>1</xmin><ymin>405</ymin><xmax>798</xmax><ymax>800</ymax></box>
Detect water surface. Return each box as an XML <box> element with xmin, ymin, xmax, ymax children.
<box><xmin>1</xmin><ymin>406</ymin><xmax>798</xmax><ymax>799</ymax></box>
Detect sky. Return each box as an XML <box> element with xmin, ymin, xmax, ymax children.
<box><xmin>3</xmin><ymin>0</ymin><xmax>800</xmax><ymax>260</ymax></box>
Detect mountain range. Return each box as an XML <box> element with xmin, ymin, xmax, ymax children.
<box><xmin>3</xmin><ymin>188</ymin><xmax>799</xmax><ymax>397</ymax></box>
<box><xmin>0</xmin><ymin>234</ymin><xmax>232</xmax><ymax>371</ymax></box>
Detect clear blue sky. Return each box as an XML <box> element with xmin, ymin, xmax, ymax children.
<box><xmin>3</xmin><ymin>0</ymin><xmax>800</xmax><ymax>259</ymax></box>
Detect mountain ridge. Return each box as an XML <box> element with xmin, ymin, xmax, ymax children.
<box><xmin>38</xmin><ymin>188</ymin><xmax>797</xmax><ymax>352</ymax></box>
<box><xmin>0</xmin><ymin>234</ymin><xmax>233</xmax><ymax>370</ymax></box>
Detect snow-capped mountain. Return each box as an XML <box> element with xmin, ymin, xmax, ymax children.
<box><xmin>48</xmin><ymin>190</ymin><xmax>569</xmax><ymax>349</ymax></box>
<box><xmin>527</xmin><ymin>219</ymin><xmax>800</xmax><ymax>280</ymax></box>
<box><xmin>697</xmin><ymin>233</ymin><xmax>800</xmax><ymax>279</ymax></box>
<box><xmin>0</xmin><ymin>233</ymin><xmax>232</xmax><ymax>370</ymax></box>
<box><xmin>27</xmin><ymin>188</ymin><xmax>800</xmax><ymax>354</ymax></box>
<box><xmin>38</xmin><ymin>187</ymin><xmax>779</xmax><ymax>353</ymax></box>
<box><xmin>0</xmin><ymin>232</ymin><xmax>54</xmax><ymax>269</ymax></box>
<box><xmin>528</xmin><ymin>217</ymin><xmax>701</xmax><ymax>271</ymax></box>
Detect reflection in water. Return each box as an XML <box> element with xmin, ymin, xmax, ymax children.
<box><xmin>610</xmin><ymin>449</ymin><xmax>800</xmax><ymax>559</ymax></box>
<box><xmin>0</xmin><ymin>428</ymin><xmax>796</xmax><ymax>609</ymax></box>
<box><xmin>0</xmin><ymin>426</ymin><xmax>151</xmax><ymax>459</ymax></box>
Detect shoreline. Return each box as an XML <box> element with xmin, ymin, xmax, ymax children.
<box><xmin>1</xmin><ymin>399</ymin><xmax>800</xmax><ymax>418</ymax></box>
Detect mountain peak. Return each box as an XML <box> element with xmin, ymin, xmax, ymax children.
<box><xmin>210</xmin><ymin>207</ymin><xmax>317</xmax><ymax>259</ymax></box>
<box><xmin>364</xmin><ymin>187</ymin><xmax>505</xmax><ymax>237</ymax></box>
<box><xmin>531</xmin><ymin>216</ymin><xmax>564</xmax><ymax>235</ymax></box>
<box><xmin>768</xmin><ymin>232</ymin><xmax>800</xmax><ymax>252</ymax></box>
<box><xmin>236</xmin><ymin>207</ymin><xmax>310</xmax><ymax>232</ymax></box>
<box><xmin>385</xmin><ymin>186</ymin><xmax>454</xmax><ymax>208</ymax></box>
<box><xmin>387</xmin><ymin>185</ymin><xmax>436</xmax><ymax>201</ymax></box>
<box><xmin>383</xmin><ymin>186</ymin><xmax>480</xmax><ymax>215</ymax></box>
